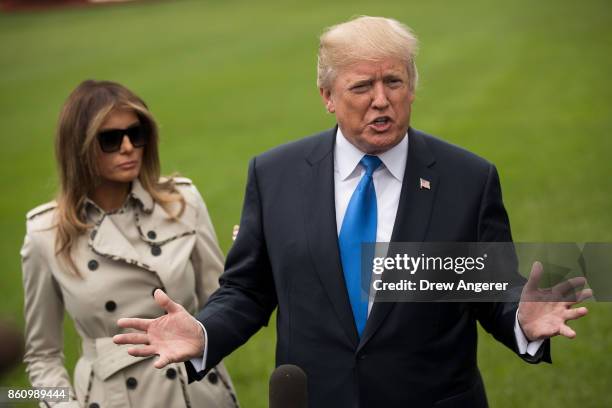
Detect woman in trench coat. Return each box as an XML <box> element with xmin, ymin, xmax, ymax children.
<box><xmin>21</xmin><ymin>80</ymin><xmax>238</xmax><ymax>408</ymax></box>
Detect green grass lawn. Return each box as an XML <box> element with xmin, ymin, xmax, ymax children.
<box><xmin>1</xmin><ymin>0</ymin><xmax>611</xmax><ymax>406</ymax></box>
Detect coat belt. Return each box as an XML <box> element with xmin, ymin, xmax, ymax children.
<box><xmin>82</xmin><ymin>336</ymin><xmax>153</xmax><ymax>381</ymax></box>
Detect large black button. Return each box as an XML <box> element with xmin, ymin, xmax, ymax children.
<box><xmin>147</xmin><ymin>230</ymin><xmax>157</xmax><ymax>240</ymax></box>
<box><xmin>151</xmin><ymin>245</ymin><xmax>161</xmax><ymax>256</ymax></box>
<box><xmin>358</xmin><ymin>354</ymin><xmax>367</xmax><ymax>360</ymax></box>
<box><xmin>89</xmin><ymin>404</ymin><xmax>100</xmax><ymax>408</ymax></box>
<box><xmin>207</xmin><ymin>371</ymin><xmax>218</xmax><ymax>385</ymax></box>
<box><xmin>151</xmin><ymin>286</ymin><xmax>165</xmax><ymax>297</ymax></box>
<box><xmin>88</xmin><ymin>260</ymin><xmax>99</xmax><ymax>271</ymax></box>
<box><xmin>126</xmin><ymin>377</ymin><xmax>138</xmax><ymax>389</ymax></box>
<box><xmin>105</xmin><ymin>301</ymin><xmax>117</xmax><ymax>312</ymax></box>
<box><xmin>166</xmin><ymin>368</ymin><xmax>177</xmax><ymax>379</ymax></box>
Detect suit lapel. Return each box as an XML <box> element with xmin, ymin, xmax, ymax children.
<box><xmin>389</xmin><ymin>128</ymin><xmax>438</xmax><ymax>243</ymax></box>
<box><xmin>358</xmin><ymin>128</ymin><xmax>439</xmax><ymax>351</ymax></box>
<box><xmin>302</xmin><ymin>127</ymin><xmax>360</xmax><ymax>348</ymax></box>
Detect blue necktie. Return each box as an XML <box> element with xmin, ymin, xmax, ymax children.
<box><xmin>339</xmin><ymin>155</ymin><xmax>382</xmax><ymax>337</ymax></box>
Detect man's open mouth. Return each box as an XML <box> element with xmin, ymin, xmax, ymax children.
<box><xmin>369</xmin><ymin>116</ymin><xmax>392</xmax><ymax>131</ymax></box>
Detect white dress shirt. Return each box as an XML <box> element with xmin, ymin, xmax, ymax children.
<box><xmin>191</xmin><ymin>127</ymin><xmax>542</xmax><ymax>372</ymax></box>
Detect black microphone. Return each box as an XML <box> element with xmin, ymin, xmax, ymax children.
<box><xmin>269</xmin><ymin>364</ymin><xmax>308</xmax><ymax>408</ymax></box>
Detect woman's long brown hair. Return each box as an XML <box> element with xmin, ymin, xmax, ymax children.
<box><xmin>55</xmin><ymin>79</ymin><xmax>184</xmax><ymax>276</ymax></box>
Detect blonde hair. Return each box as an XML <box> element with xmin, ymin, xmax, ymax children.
<box><xmin>54</xmin><ymin>79</ymin><xmax>185</xmax><ymax>275</ymax></box>
<box><xmin>317</xmin><ymin>16</ymin><xmax>419</xmax><ymax>92</ymax></box>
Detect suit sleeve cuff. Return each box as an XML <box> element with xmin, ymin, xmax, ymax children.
<box><xmin>514</xmin><ymin>309</ymin><xmax>545</xmax><ymax>356</ymax></box>
<box><xmin>188</xmin><ymin>320</ymin><xmax>209</xmax><ymax>373</ymax></box>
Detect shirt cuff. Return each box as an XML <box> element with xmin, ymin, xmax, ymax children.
<box><xmin>189</xmin><ymin>321</ymin><xmax>208</xmax><ymax>373</ymax></box>
<box><xmin>514</xmin><ymin>309</ymin><xmax>545</xmax><ymax>356</ymax></box>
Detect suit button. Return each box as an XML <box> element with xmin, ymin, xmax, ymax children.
<box><xmin>89</xmin><ymin>404</ymin><xmax>100</xmax><ymax>408</ymax></box>
<box><xmin>166</xmin><ymin>368</ymin><xmax>177</xmax><ymax>379</ymax></box>
<box><xmin>151</xmin><ymin>245</ymin><xmax>161</xmax><ymax>256</ymax></box>
<box><xmin>105</xmin><ymin>301</ymin><xmax>117</xmax><ymax>312</ymax></box>
<box><xmin>126</xmin><ymin>376</ymin><xmax>138</xmax><ymax>389</ymax></box>
<box><xmin>359</xmin><ymin>354</ymin><xmax>367</xmax><ymax>360</ymax></box>
<box><xmin>87</xmin><ymin>260</ymin><xmax>99</xmax><ymax>271</ymax></box>
<box><xmin>147</xmin><ymin>230</ymin><xmax>157</xmax><ymax>240</ymax></box>
<box><xmin>207</xmin><ymin>371</ymin><xmax>218</xmax><ymax>385</ymax></box>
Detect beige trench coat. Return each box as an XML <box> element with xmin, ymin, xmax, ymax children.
<box><xmin>21</xmin><ymin>178</ymin><xmax>238</xmax><ymax>408</ymax></box>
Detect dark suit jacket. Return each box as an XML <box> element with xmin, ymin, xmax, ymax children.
<box><xmin>190</xmin><ymin>127</ymin><xmax>551</xmax><ymax>408</ymax></box>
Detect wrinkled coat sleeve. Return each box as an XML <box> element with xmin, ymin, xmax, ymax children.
<box><xmin>471</xmin><ymin>164</ymin><xmax>551</xmax><ymax>363</ymax></box>
<box><xmin>21</xmin><ymin>222</ymin><xmax>78</xmax><ymax>406</ymax></box>
<box><xmin>189</xmin><ymin>159</ymin><xmax>277</xmax><ymax>382</ymax></box>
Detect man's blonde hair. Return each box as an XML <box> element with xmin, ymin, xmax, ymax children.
<box><xmin>317</xmin><ymin>16</ymin><xmax>419</xmax><ymax>92</ymax></box>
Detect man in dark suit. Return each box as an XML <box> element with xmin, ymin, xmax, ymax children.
<box><xmin>114</xmin><ymin>16</ymin><xmax>590</xmax><ymax>407</ymax></box>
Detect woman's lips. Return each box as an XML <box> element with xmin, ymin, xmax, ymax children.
<box><xmin>117</xmin><ymin>160</ymin><xmax>138</xmax><ymax>170</ymax></box>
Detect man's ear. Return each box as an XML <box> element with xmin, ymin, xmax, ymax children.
<box><xmin>319</xmin><ymin>87</ymin><xmax>335</xmax><ymax>113</ymax></box>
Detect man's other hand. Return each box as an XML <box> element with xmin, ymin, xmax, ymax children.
<box><xmin>518</xmin><ymin>261</ymin><xmax>592</xmax><ymax>342</ymax></box>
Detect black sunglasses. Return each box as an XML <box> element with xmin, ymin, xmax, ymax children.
<box><xmin>97</xmin><ymin>124</ymin><xmax>147</xmax><ymax>153</ymax></box>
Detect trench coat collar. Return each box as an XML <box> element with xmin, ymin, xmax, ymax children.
<box><xmin>83</xmin><ymin>179</ymin><xmax>154</xmax><ymax>218</ymax></box>
<box><xmin>84</xmin><ymin>179</ymin><xmax>156</xmax><ymax>272</ymax></box>
<box><xmin>129</xmin><ymin>178</ymin><xmax>154</xmax><ymax>213</ymax></box>
<box><xmin>88</xmin><ymin>213</ymin><xmax>154</xmax><ymax>272</ymax></box>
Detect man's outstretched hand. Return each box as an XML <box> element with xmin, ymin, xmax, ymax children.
<box><xmin>113</xmin><ymin>289</ymin><xmax>204</xmax><ymax>369</ymax></box>
<box><xmin>518</xmin><ymin>261</ymin><xmax>592</xmax><ymax>342</ymax></box>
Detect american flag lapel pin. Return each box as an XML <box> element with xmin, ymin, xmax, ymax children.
<box><xmin>419</xmin><ymin>178</ymin><xmax>431</xmax><ymax>190</ymax></box>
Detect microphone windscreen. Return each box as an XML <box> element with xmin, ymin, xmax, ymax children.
<box><xmin>269</xmin><ymin>364</ymin><xmax>308</xmax><ymax>408</ymax></box>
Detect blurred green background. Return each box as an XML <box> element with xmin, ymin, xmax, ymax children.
<box><xmin>1</xmin><ymin>0</ymin><xmax>611</xmax><ymax>406</ymax></box>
